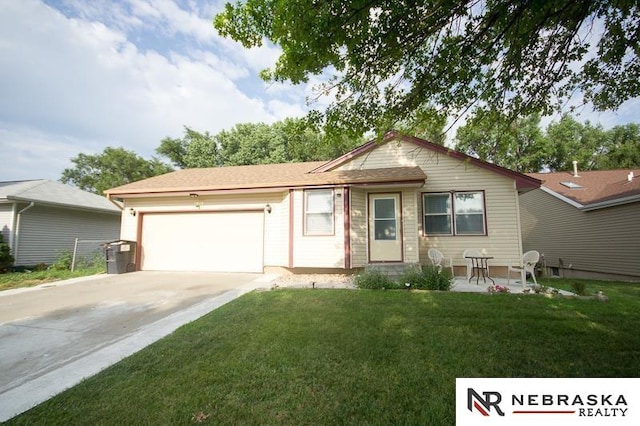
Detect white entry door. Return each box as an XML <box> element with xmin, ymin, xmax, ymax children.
<box><xmin>369</xmin><ymin>193</ymin><xmax>402</xmax><ymax>262</ymax></box>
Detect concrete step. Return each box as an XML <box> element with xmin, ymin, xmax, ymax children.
<box><xmin>364</xmin><ymin>263</ymin><xmax>419</xmax><ymax>278</ymax></box>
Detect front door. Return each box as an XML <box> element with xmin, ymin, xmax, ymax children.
<box><xmin>369</xmin><ymin>193</ymin><xmax>402</xmax><ymax>262</ymax></box>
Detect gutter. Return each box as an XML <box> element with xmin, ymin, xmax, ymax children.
<box><xmin>581</xmin><ymin>194</ymin><xmax>640</xmax><ymax>211</ymax></box>
<box><xmin>7</xmin><ymin>195</ymin><xmax>120</xmax><ymax>215</ymax></box>
<box><xmin>13</xmin><ymin>202</ymin><xmax>35</xmax><ymax>264</ymax></box>
<box><xmin>107</xmin><ymin>195</ymin><xmax>124</xmax><ymax>211</ymax></box>
<box><xmin>541</xmin><ymin>186</ymin><xmax>640</xmax><ymax>211</ymax></box>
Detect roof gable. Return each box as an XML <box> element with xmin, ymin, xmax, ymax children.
<box><xmin>529</xmin><ymin>169</ymin><xmax>640</xmax><ymax>210</ymax></box>
<box><xmin>0</xmin><ymin>180</ymin><xmax>120</xmax><ymax>213</ymax></box>
<box><xmin>311</xmin><ymin>131</ymin><xmax>541</xmax><ymax>191</ymax></box>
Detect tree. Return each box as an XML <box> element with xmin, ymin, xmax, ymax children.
<box><xmin>156</xmin><ymin>119</ymin><xmax>362</xmax><ymax>169</ymax></box>
<box><xmin>61</xmin><ymin>147</ymin><xmax>173</xmax><ymax>194</ymax></box>
<box><xmin>395</xmin><ymin>106</ymin><xmax>448</xmax><ymax>145</ymax></box>
<box><xmin>599</xmin><ymin>123</ymin><xmax>640</xmax><ymax>169</ymax></box>
<box><xmin>455</xmin><ymin>111</ymin><xmax>546</xmax><ymax>173</ymax></box>
<box><xmin>544</xmin><ymin>115</ymin><xmax>608</xmax><ymax>171</ymax></box>
<box><xmin>214</xmin><ymin>1</ymin><xmax>640</xmax><ymax>137</ymax></box>
<box><xmin>455</xmin><ymin>112</ymin><xmax>640</xmax><ymax>173</ymax></box>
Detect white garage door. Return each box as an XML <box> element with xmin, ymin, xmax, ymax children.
<box><xmin>140</xmin><ymin>211</ymin><xmax>264</xmax><ymax>272</ymax></box>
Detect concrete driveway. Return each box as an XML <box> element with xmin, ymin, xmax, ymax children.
<box><xmin>0</xmin><ymin>271</ymin><xmax>273</xmax><ymax>421</ymax></box>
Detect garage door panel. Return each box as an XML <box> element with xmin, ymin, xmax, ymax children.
<box><xmin>141</xmin><ymin>212</ymin><xmax>263</xmax><ymax>272</ymax></box>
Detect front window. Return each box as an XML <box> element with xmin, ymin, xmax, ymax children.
<box><xmin>304</xmin><ymin>189</ymin><xmax>334</xmax><ymax>235</ymax></box>
<box><xmin>454</xmin><ymin>192</ymin><xmax>485</xmax><ymax>235</ymax></box>
<box><xmin>423</xmin><ymin>193</ymin><xmax>451</xmax><ymax>234</ymax></box>
<box><xmin>423</xmin><ymin>192</ymin><xmax>486</xmax><ymax>235</ymax></box>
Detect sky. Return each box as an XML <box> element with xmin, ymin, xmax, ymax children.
<box><xmin>1</xmin><ymin>0</ymin><xmax>639</xmax><ymax>183</ymax></box>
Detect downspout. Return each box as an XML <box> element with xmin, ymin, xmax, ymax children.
<box><xmin>14</xmin><ymin>202</ymin><xmax>35</xmax><ymax>265</ymax></box>
<box><xmin>343</xmin><ymin>187</ymin><xmax>351</xmax><ymax>270</ymax></box>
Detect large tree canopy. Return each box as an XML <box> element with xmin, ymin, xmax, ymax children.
<box><xmin>455</xmin><ymin>111</ymin><xmax>545</xmax><ymax>173</ymax></box>
<box><xmin>455</xmin><ymin>113</ymin><xmax>640</xmax><ymax>172</ymax></box>
<box><xmin>156</xmin><ymin>119</ymin><xmax>363</xmax><ymax>168</ymax></box>
<box><xmin>215</xmin><ymin>1</ymin><xmax>640</xmax><ymax>137</ymax></box>
<box><xmin>61</xmin><ymin>147</ymin><xmax>172</xmax><ymax>194</ymax></box>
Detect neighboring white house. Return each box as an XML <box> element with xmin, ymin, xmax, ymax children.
<box><xmin>521</xmin><ymin>168</ymin><xmax>640</xmax><ymax>281</ymax></box>
<box><xmin>0</xmin><ymin>180</ymin><xmax>121</xmax><ymax>266</ymax></box>
<box><xmin>105</xmin><ymin>132</ymin><xmax>541</xmax><ymax>275</ymax></box>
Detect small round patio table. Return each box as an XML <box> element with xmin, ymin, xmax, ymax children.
<box><xmin>465</xmin><ymin>256</ymin><xmax>495</xmax><ymax>285</ymax></box>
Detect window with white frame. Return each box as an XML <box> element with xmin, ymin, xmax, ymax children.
<box><xmin>304</xmin><ymin>189</ymin><xmax>334</xmax><ymax>235</ymax></box>
<box><xmin>422</xmin><ymin>191</ymin><xmax>486</xmax><ymax>235</ymax></box>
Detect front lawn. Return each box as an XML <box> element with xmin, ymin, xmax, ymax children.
<box><xmin>7</xmin><ymin>280</ymin><xmax>640</xmax><ymax>425</ymax></box>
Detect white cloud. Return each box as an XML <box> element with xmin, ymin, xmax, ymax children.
<box><xmin>0</xmin><ymin>125</ymin><xmax>87</xmax><ymax>181</ymax></box>
<box><xmin>129</xmin><ymin>0</ymin><xmax>217</xmax><ymax>44</ymax></box>
<box><xmin>266</xmin><ymin>99</ymin><xmax>307</xmax><ymax>121</ymax></box>
<box><xmin>0</xmin><ymin>0</ymin><xmax>309</xmax><ymax>181</ymax></box>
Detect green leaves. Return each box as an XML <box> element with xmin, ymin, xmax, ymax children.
<box><xmin>455</xmin><ymin>111</ymin><xmax>546</xmax><ymax>173</ymax></box>
<box><xmin>155</xmin><ymin>119</ymin><xmax>363</xmax><ymax>169</ymax></box>
<box><xmin>214</xmin><ymin>0</ymin><xmax>640</xmax><ymax>136</ymax></box>
<box><xmin>454</xmin><ymin>112</ymin><xmax>640</xmax><ymax>172</ymax></box>
<box><xmin>60</xmin><ymin>147</ymin><xmax>172</xmax><ymax>194</ymax></box>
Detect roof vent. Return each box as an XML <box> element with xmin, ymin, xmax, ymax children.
<box><xmin>560</xmin><ymin>181</ymin><xmax>583</xmax><ymax>189</ymax></box>
<box><xmin>628</xmin><ymin>172</ymin><xmax>634</xmax><ymax>182</ymax></box>
<box><xmin>572</xmin><ymin>160</ymin><xmax>579</xmax><ymax>177</ymax></box>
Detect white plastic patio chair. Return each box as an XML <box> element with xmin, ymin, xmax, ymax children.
<box><xmin>462</xmin><ymin>249</ymin><xmax>483</xmax><ymax>281</ymax></box>
<box><xmin>428</xmin><ymin>248</ymin><xmax>454</xmax><ymax>276</ymax></box>
<box><xmin>507</xmin><ymin>250</ymin><xmax>540</xmax><ymax>288</ymax></box>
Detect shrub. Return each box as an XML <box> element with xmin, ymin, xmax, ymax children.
<box><xmin>0</xmin><ymin>234</ymin><xmax>14</xmax><ymax>273</ymax></box>
<box><xmin>51</xmin><ymin>250</ymin><xmax>73</xmax><ymax>271</ymax></box>
<box><xmin>355</xmin><ymin>264</ymin><xmax>453</xmax><ymax>291</ymax></box>
<box><xmin>33</xmin><ymin>263</ymin><xmax>49</xmax><ymax>271</ymax></box>
<box><xmin>399</xmin><ymin>264</ymin><xmax>429</xmax><ymax>289</ymax></box>
<box><xmin>420</xmin><ymin>264</ymin><xmax>454</xmax><ymax>291</ymax></box>
<box><xmin>354</xmin><ymin>269</ymin><xmax>399</xmax><ymax>290</ymax></box>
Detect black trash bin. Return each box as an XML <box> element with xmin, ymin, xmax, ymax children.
<box><xmin>104</xmin><ymin>240</ymin><xmax>137</xmax><ymax>274</ymax></box>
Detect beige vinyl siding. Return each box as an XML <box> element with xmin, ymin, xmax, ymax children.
<box><xmin>292</xmin><ymin>188</ymin><xmax>345</xmax><ymax>268</ymax></box>
<box><xmin>338</xmin><ymin>140</ymin><xmax>523</xmax><ymax>270</ymax></box>
<box><xmin>337</xmin><ymin>140</ymin><xmax>428</xmax><ymax>170</ymax></box>
<box><xmin>14</xmin><ymin>205</ymin><xmax>120</xmax><ymax>265</ymax></box>
<box><xmin>401</xmin><ymin>189</ymin><xmax>420</xmax><ymax>263</ymax></box>
<box><xmin>123</xmin><ymin>192</ymin><xmax>289</xmax><ymax>268</ymax></box>
<box><xmin>520</xmin><ymin>189</ymin><xmax>640</xmax><ymax>279</ymax></box>
<box><xmin>349</xmin><ymin>189</ymin><xmax>367</xmax><ymax>267</ymax></box>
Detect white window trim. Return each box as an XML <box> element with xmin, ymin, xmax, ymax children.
<box><xmin>304</xmin><ymin>189</ymin><xmax>335</xmax><ymax>236</ymax></box>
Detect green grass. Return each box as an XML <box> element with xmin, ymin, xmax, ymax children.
<box><xmin>6</xmin><ymin>279</ymin><xmax>640</xmax><ymax>425</ymax></box>
<box><xmin>0</xmin><ymin>266</ymin><xmax>105</xmax><ymax>291</ymax></box>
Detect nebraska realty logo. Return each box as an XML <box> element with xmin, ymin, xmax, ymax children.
<box><xmin>456</xmin><ymin>378</ymin><xmax>639</xmax><ymax>425</ymax></box>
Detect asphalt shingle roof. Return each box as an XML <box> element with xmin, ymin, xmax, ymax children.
<box><xmin>0</xmin><ymin>180</ymin><xmax>120</xmax><ymax>213</ymax></box>
<box><xmin>528</xmin><ymin>169</ymin><xmax>640</xmax><ymax>207</ymax></box>
<box><xmin>105</xmin><ymin>162</ymin><xmax>427</xmax><ymax>196</ymax></box>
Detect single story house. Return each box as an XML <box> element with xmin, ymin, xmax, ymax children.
<box><xmin>520</xmin><ymin>167</ymin><xmax>640</xmax><ymax>281</ymax></box>
<box><xmin>0</xmin><ymin>180</ymin><xmax>121</xmax><ymax>266</ymax></box>
<box><xmin>105</xmin><ymin>132</ymin><xmax>541</xmax><ymax>275</ymax></box>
